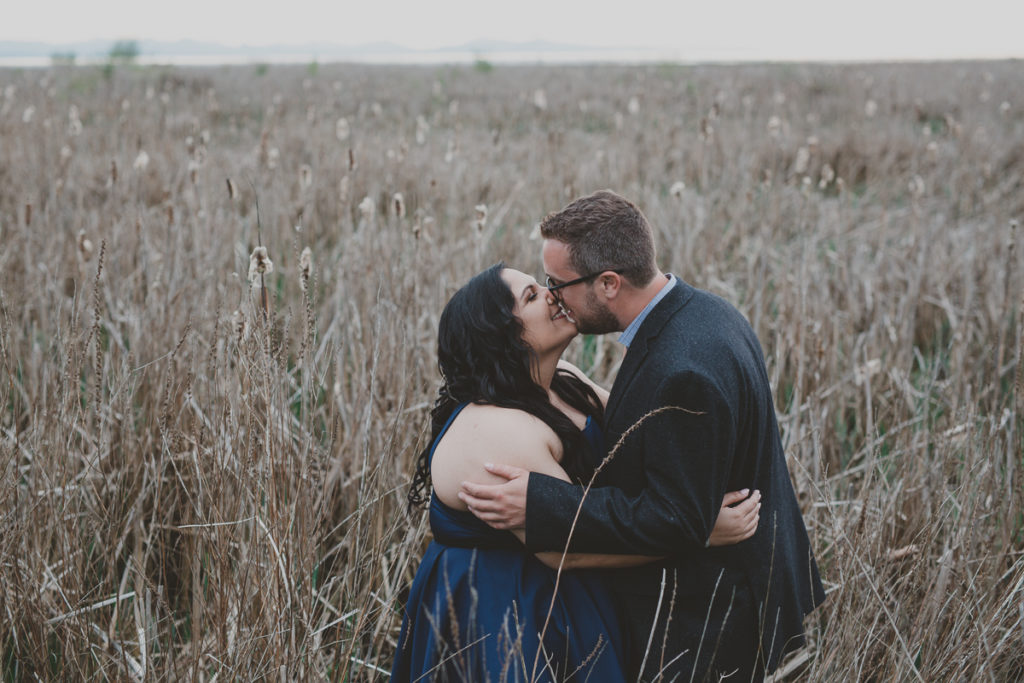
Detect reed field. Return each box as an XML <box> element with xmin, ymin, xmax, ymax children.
<box><xmin>1</xmin><ymin>59</ymin><xmax>1022</xmax><ymax>681</ymax></box>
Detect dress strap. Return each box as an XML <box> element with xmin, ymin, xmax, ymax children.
<box><xmin>428</xmin><ymin>402</ymin><xmax>469</xmax><ymax>464</ymax></box>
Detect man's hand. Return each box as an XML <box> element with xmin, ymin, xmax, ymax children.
<box><xmin>707</xmin><ymin>489</ymin><xmax>761</xmax><ymax>547</ymax></box>
<box><xmin>458</xmin><ymin>463</ymin><xmax>530</xmax><ymax>530</ymax></box>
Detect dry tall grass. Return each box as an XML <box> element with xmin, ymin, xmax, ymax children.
<box><xmin>1</xmin><ymin>60</ymin><xmax>1022</xmax><ymax>680</ymax></box>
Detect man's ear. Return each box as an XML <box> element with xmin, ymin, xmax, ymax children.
<box><xmin>598</xmin><ymin>272</ymin><xmax>622</xmax><ymax>300</ymax></box>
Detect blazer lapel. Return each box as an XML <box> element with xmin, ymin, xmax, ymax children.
<box><xmin>604</xmin><ymin>279</ymin><xmax>693</xmax><ymax>427</ymax></box>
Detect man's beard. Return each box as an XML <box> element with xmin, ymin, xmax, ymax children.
<box><xmin>570</xmin><ymin>290</ymin><xmax>620</xmax><ymax>335</ymax></box>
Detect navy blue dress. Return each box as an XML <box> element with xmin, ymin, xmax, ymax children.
<box><xmin>390</xmin><ymin>404</ymin><xmax>626</xmax><ymax>682</ymax></box>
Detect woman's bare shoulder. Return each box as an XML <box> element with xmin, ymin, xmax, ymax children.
<box><xmin>430</xmin><ymin>404</ymin><xmax>568</xmax><ymax>508</ymax></box>
<box><xmin>442</xmin><ymin>403</ymin><xmax>557</xmax><ymax>448</ymax></box>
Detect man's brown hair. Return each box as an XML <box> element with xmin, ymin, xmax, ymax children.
<box><xmin>539</xmin><ymin>190</ymin><xmax>657</xmax><ymax>287</ymax></box>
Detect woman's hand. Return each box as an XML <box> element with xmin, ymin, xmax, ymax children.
<box><xmin>707</xmin><ymin>489</ymin><xmax>761</xmax><ymax>546</ymax></box>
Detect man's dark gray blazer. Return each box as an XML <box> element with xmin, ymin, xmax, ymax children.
<box><xmin>525</xmin><ymin>278</ymin><xmax>825</xmax><ymax>678</ymax></box>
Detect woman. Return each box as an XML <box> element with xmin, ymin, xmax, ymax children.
<box><xmin>391</xmin><ymin>264</ymin><xmax>760</xmax><ymax>682</ymax></box>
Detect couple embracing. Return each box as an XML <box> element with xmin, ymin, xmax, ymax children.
<box><xmin>391</xmin><ymin>191</ymin><xmax>825</xmax><ymax>682</ymax></box>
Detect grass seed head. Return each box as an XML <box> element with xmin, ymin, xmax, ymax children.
<box><xmin>474</xmin><ymin>204</ymin><xmax>487</xmax><ymax>233</ymax></box>
<box><xmin>231</xmin><ymin>309</ymin><xmax>248</xmax><ymax>342</ymax></box>
<box><xmin>299</xmin><ymin>247</ymin><xmax>312</xmax><ymax>288</ymax></box>
<box><xmin>339</xmin><ymin>175</ymin><xmax>350</xmax><ymax>204</ymax></box>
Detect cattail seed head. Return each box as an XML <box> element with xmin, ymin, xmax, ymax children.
<box><xmin>670</xmin><ymin>181</ymin><xmax>686</xmax><ymax>198</ymax></box>
<box><xmin>793</xmin><ymin>146</ymin><xmax>810</xmax><ymax>175</ymax></box>
<box><xmin>336</xmin><ymin>117</ymin><xmax>350</xmax><ymax>141</ymax></box>
<box><xmin>133</xmin><ymin>150</ymin><xmax>150</xmax><ymax>171</ymax></box>
<box><xmin>416</xmin><ymin>115</ymin><xmax>430</xmax><ymax>145</ymax></box>
<box><xmin>700</xmin><ymin>117</ymin><xmax>713</xmax><ymax>142</ymax></box>
<box><xmin>767</xmin><ymin>116</ymin><xmax>782</xmax><ymax>138</ymax></box>
<box><xmin>68</xmin><ymin>105</ymin><xmax>82</xmax><ymax>136</ymax></box>
<box><xmin>909</xmin><ymin>175</ymin><xmax>925</xmax><ymax>199</ymax></box>
<box><xmin>358</xmin><ymin>196</ymin><xmax>375</xmax><ymax>221</ymax></box>
<box><xmin>248</xmin><ymin>246</ymin><xmax>273</xmax><ymax>287</ymax></box>
<box><xmin>77</xmin><ymin>230</ymin><xmax>94</xmax><ymax>261</ymax></box>
<box><xmin>819</xmin><ymin>164</ymin><xmax>835</xmax><ymax>189</ymax></box>
<box><xmin>392</xmin><ymin>192</ymin><xmax>406</xmax><ymax>218</ymax></box>
<box><xmin>226</xmin><ymin>177</ymin><xmax>238</xmax><ymax>200</ymax></box>
<box><xmin>299</xmin><ymin>164</ymin><xmax>313</xmax><ymax>188</ymax></box>
<box><xmin>533</xmin><ymin>89</ymin><xmax>548</xmax><ymax>111</ymax></box>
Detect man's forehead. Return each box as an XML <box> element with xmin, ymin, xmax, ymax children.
<box><xmin>541</xmin><ymin>239</ymin><xmax>573</xmax><ymax>272</ymax></box>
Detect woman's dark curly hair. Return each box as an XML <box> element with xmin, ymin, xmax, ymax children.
<box><xmin>408</xmin><ymin>263</ymin><xmax>604</xmax><ymax>510</ymax></box>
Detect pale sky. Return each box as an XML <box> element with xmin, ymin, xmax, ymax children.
<box><xmin>6</xmin><ymin>0</ymin><xmax>1024</xmax><ymax>61</ymax></box>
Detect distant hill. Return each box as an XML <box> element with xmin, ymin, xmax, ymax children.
<box><xmin>0</xmin><ymin>38</ymin><xmax>612</xmax><ymax>60</ymax></box>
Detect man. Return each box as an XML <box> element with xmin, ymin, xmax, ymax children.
<box><xmin>459</xmin><ymin>190</ymin><xmax>825</xmax><ymax>680</ymax></box>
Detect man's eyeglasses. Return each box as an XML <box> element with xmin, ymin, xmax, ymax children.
<box><xmin>545</xmin><ymin>270</ymin><xmax>624</xmax><ymax>296</ymax></box>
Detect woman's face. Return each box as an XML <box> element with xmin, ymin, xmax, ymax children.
<box><xmin>500</xmin><ymin>268</ymin><xmax>578</xmax><ymax>355</ymax></box>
